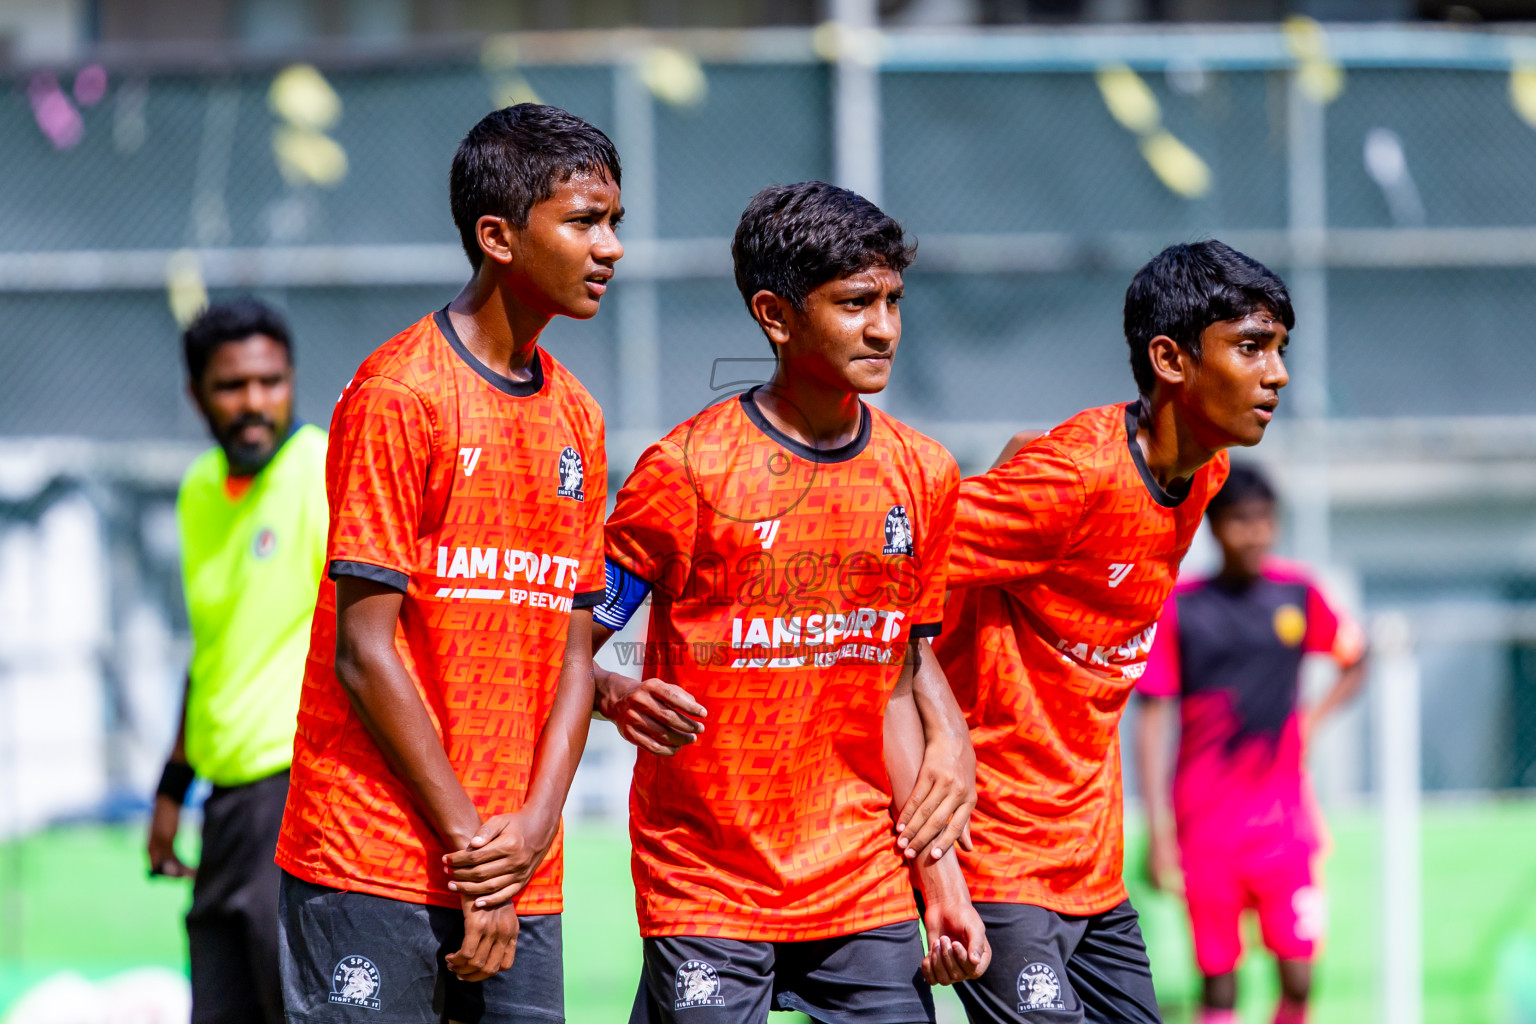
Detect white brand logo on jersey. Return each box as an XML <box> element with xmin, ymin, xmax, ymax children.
<box><xmin>329</xmin><ymin>955</ymin><xmax>382</xmax><ymax>1010</ymax></box>
<box><xmin>674</xmin><ymin>959</ymin><xmax>724</xmax><ymax>1009</ymax></box>
<box><xmin>883</xmin><ymin>505</ymin><xmax>914</xmax><ymax>556</ymax></box>
<box><xmin>557</xmin><ymin>446</ymin><xmax>585</xmax><ymax>500</ymax></box>
<box><xmin>1016</xmin><ymin>962</ymin><xmax>1065</xmax><ymax>1012</ymax></box>
<box><xmin>459</xmin><ymin>447</ymin><xmax>482</xmax><ymax>477</ymax></box>
<box><xmin>1107</xmin><ymin>562</ymin><xmax>1135</xmax><ymax>588</ymax></box>
<box><xmin>752</xmin><ymin>520</ymin><xmax>781</xmax><ymax>550</ymax></box>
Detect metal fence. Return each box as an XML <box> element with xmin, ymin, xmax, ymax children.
<box><xmin>2</xmin><ymin>22</ymin><xmax>1536</xmax><ymax>1020</ymax></box>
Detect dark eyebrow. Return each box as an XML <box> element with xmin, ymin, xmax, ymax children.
<box><xmin>1233</xmin><ymin>324</ymin><xmax>1278</xmax><ymax>341</ymax></box>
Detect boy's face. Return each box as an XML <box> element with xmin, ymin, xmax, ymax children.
<box><xmin>1164</xmin><ymin>308</ymin><xmax>1289</xmax><ymax>449</ymax></box>
<box><xmin>485</xmin><ymin>169</ymin><xmax>623</xmax><ymax>320</ymax></box>
<box><xmin>768</xmin><ymin>265</ymin><xmax>903</xmax><ymax>395</ymax></box>
<box><xmin>1211</xmin><ymin>497</ymin><xmax>1277</xmax><ymax>578</ymax></box>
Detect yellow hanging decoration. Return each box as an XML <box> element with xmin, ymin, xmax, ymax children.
<box><xmin>1511</xmin><ymin>62</ymin><xmax>1536</xmax><ymax>129</ymax></box>
<box><xmin>269</xmin><ymin>64</ymin><xmax>347</xmax><ymax>188</ymax></box>
<box><xmin>640</xmin><ymin>47</ymin><xmax>708</xmax><ymax>108</ymax></box>
<box><xmin>166</xmin><ymin>249</ymin><xmax>208</xmax><ymax>328</ymax></box>
<box><xmin>1284</xmin><ymin>16</ymin><xmax>1345</xmax><ymax>105</ymax></box>
<box><xmin>1094</xmin><ymin>63</ymin><xmax>1211</xmax><ymax>199</ymax></box>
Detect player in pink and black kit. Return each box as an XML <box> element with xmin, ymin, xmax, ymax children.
<box><xmin>1133</xmin><ymin>464</ymin><xmax>1367</xmax><ymax>1024</ymax></box>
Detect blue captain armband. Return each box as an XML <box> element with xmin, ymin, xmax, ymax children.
<box><xmin>592</xmin><ymin>558</ymin><xmax>653</xmax><ymax>631</ymax></box>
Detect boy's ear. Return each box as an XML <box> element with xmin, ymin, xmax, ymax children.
<box><xmin>1147</xmin><ymin>334</ymin><xmax>1190</xmax><ymax>389</ymax></box>
<box><xmin>749</xmin><ymin>290</ymin><xmax>793</xmax><ymax>348</ymax></box>
<box><xmin>475</xmin><ymin>214</ymin><xmax>517</xmax><ymax>267</ymax></box>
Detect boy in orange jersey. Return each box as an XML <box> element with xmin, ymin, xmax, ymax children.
<box><xmin>274</xmin><ymin>104</ymin><xmax>620</xmax><ymax>1024</ymax></box>
<box><xmin>589</xmin><ymin>183</ymin><xmax>986</xmax><ymax>1023</ymax></box>
<box><xmin>931</xmin><ymin>240</ymin><xmax>1293</xmax><ymax>1024</ymax></box>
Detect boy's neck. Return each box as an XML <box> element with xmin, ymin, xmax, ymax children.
<box><xmin>753</xmin><ymin>367</ymin><xmax>866</xmax><ymax>451</ymax></box>
<box><xmin>446</xmin><ymin>269</ymin><xmax>550</xmax><ymax>381</ymax></box>
<box><xmin>1135</xmin><ymin>392</ymin><xmax>1222</xmax><ymax>490</ymax></box>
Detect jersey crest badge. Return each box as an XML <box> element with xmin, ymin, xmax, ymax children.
<box><xmin>252</xmin><ymin>527</ymin><xmax>277</xmax><ymax>559</ymax></box>
<box><xmin>329</xmin><ymin>955</ymin><xmax>382</xmax><ymax>1010</ymax></box>
<box><xmin>883</xmin><ymin>505</ymin><xmax>914</xmax><ymax>556</ymax></box>
<box><xmin>1273</xmin><ymin>603</ymin><xmax>1306</xmax><ymax>647</ymax></box>
<box><xmin>674</xmin><ymin>959</ymin><xmax>724</xmax><ymax>1010</ymax></box>
<box><xmin>1017</xmin><ymin>962</ymin><xmax>1065</xmax><ymax>1012</ymax></box>
<box><xmin>557</xmin><ymin>445</ymin><xmax>585</xmax><ymax>501</ymax></box>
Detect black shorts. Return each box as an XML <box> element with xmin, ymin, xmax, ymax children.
<box><xmin>278</xmin><ymin>872</ymin><xmax>563</xmax><ymax>1024</ymax></box>
<box><xmin>188</xmin><ymin>769</ymin><xmax>289</xmax><ymax>1024</ymax></box>
<box><xmin>953</xmin><ymin>901</ymin><xmax>1160</xmax><ymax>1024</ymax></box>
<box><xmin>629</xmin><ymin>921</ymin><xmax>934</xmax><ymax>1024</ymax></box>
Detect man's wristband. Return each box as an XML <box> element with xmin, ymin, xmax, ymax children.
<box><xmin>156</xmin><ymin>761</ymin><xmax>195</xmax><ymax>805</ymax></box>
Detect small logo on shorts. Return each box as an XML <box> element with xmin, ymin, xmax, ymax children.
<box><xmin>557</xmin><ymin>446</ymin><xmax>585</xmax><ymax>501</ymax></box>
<box><xmin>674</xmin><ymin>959</ymin><xmax>724</xmax><ymax>1010</ymax></box>
<box><xmin>883</xmin><ymin>505</ymin><xmax>914</xmax><ymax>556</ymax></box>
<box><xmin>329</xmin><ymin>955</ymin><xmax>382</xmax><ymax>1010</ymax></box>
<box><xmin>1017</xmin><ymin>962</ymin><xmax>1065</xmax><ymax>1013</ymax></box>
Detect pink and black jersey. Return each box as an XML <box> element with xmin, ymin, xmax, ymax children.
<box><xmin>1138</xmin><ymin>558</ymin><xmax>1365</xmax><ymax>852</ymax></box>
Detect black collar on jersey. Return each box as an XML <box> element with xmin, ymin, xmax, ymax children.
<box><xmin>1124</xmin><ymin>400</ymin><xmax>1192</xmax><ymax>509</ymax></box>
<box><xmin>434</xmin><ymin>307</ymin><xmax>544</xmax><ymax>398</ymax></box>
<box><xmin>739</xmin><ymin>386</ymin><xmax>872</xmax><ymax>464</ymax></box>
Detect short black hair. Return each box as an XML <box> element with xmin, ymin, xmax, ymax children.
<box><xmin>731</xmin><ymin>181</ymin><xmax>915</xmax><ymax>317</ymax></box>
<box><xmin>1123</xmin><ymin>240</ymin><xmax>1294</xmax><ymax>395</ymax></box>
<box><xmin>450</xmin><ymin>103</ymin><xmax>621</xmax><ymax>269</ymax></box>
<box><xmin>1207</xmin><ymin>462</ymin><xmax>1277</xmax><ymax>520</ymax></box>
<box><xmin>183</xmin><ymin>298</ymin><xmax>292</xmax><ymax>385</ymax></box>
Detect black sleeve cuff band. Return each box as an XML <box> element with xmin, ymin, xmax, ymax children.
<box><xmin>572</xmin><ymin>589</ymin><xmax>605</xmax><ymax>609</ymax></box>
<box><xmin>156</xmin><ymin>761</ymin><xmax>195</xmax><ymax>805</ymax></box>
<box><xmin>910</xmin><ymin>622</ymin><xmax>943</xmax><ymax>638</ymax></box>
<box><xmin>329</xmin><ymin>560</ymin><xmax>410</xmax><ymax>593</ymax></box>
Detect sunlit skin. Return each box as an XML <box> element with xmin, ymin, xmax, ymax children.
<box><xmin>447</xmin><ymin>168</ymin><xmax>623</xmax><ymax>381</ymax></box>
<box><xmin>188</xmin><ymin>333</ymin><xmax>294</xmax><ymax>476</ymax></box>
<box><xmin>1137</xmin><ymin>309</ymin><xmax>1290</xmax><ymax>489</ymax></box>
<box><xmin>748</xmin><ymin>264</ymin><xmax>902</xmax><ymax>448</ymax></box>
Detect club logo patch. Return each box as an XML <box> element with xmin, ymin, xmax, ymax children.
<box><xmin>1017</xmin><ymin>962</ymin><xmax>1065</xmax><ymax>1012</ymax></box>
<box><xmin>1273</xmin><ymin>603</ymin><xmax>1306</xmax><ymax>647</ymax></box>
<box><xmin>557</xmin><ymin>445</ymin><xmax>585</xmax><ymax>501</ymax></box>
<box><xmin>882</xmin><ymin>505</ymin><xmax>914</xmax><ymax>556</ymax></box>
<box><xmin>252</xmin><ymin>527</ymin><xmax>277</xmax><ymax>559</ymax></box>
<box><xmin>674</xmin><ymin>959</ymin><xmax>724</xmax><ymax>1010</ymax></box>
<box><xmin>329</xmin><ymin>954</ymin><xmax>381</xmax><ymax>1010</ymax></box>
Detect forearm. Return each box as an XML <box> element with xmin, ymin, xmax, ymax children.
<box><xmin>168</xmin><ymin>673</ymin><xmax>190</xmax><ymax>764</ymax></box>
<box><xmin>1133</xmin><ymin>697</ymin><xmax>1176</xmax><ymax>837</ymax></box>
<box><xmin>338</xmin><ymin>651</ymin><xmax>480</xmax><ymax>847</ymax></box>
<box><xmin>886</xmin><ymin>682</ymin><xmax>972</xmax><ymax>900</ymax></box>
<box><xmin>911</xmin><ymin>640</ymin><xmax>972</xmax><ymax>764</ymax></box>
<box><xmin>1311</xmin><ymin>657</ymin><xmax>1368</xmax><ymax>725</ymax></box>
<box><xmin>521</xmin><ymin>611</ymin><xmax>597</xmax><ymax>832</ymax></box>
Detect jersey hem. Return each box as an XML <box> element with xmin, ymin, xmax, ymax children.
<box><xmin>910</xmin><ymin>622</ymin><xmax>943</xmax><ymax>638</ymax></box>
<box><xmin>571</xmin><ymin>588</ymin><xmax>604</xmax><ymax>609</ymax></box>
<box><xmin>963</xmin><ymin>879</ymin><xmax>1129</xmax><ymax>917</ymax></box>
<box><xmin>637</xmin><ymin>903</ymin><xmax>917</xmax><ymax>943</ymax></box>
<box><xmin>274</xmin><ymin>852</ymin><xmax>563</xmax><ymax>915</ymax></box>
<box><xmin>328</xmin><ymin>559</ymin><xmax>409</xmax><ymax>592</ymax></box>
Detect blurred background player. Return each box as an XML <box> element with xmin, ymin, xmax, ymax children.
<box><xmin>149</xmin><ymin>298</ymin><xmax>326</xmax><ymax>1024</ymax></box>
<box><xmin>1134</xmin><ymin>464</ymin><xmax>1368</xmax><ymax>1024</ymax></box>
<box><xmin>274</xmin><ymin>104</ymin><xmax>617</xmax><ymax>1023</ymax></box>
<box><xmin>933</xmin><ymin>240</ymin><xmax>1291</xmax><ymax>1024</ymax></box>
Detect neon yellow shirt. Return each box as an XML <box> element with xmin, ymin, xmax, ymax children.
<box><xmin>177</xmin><ymin>423</ymin><xmax>327</xmax><ymax>787</ymax></box>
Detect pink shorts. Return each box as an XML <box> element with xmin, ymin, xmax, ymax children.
<box><xmin>1182</xmin><ymin>840</ymin><xmax>1325</xmax><ymax>976</ymax></box>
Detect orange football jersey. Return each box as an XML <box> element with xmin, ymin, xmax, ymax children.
<box><xmin>933</xmin><ymin>402</ymin><xmax>1229</xmax><ymax>915</ymax></box>
<box><xmin>605</xmin><ymin>391</ymin><xmax>959</xmax><ymax>941</ymax></box>
<box><xmin>276</xmin><ymin>310</ymin><xmax>606</xmax><ymax>913</ymax></box>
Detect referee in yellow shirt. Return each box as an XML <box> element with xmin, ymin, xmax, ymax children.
<box><xmin>148</xmin><ymin>298</ymin><xmax>326</xmax><ymax>1024</ymax></box>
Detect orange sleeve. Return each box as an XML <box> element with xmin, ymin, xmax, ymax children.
<box><xmin>946</xmin><ymin>441</ymin><xmax>1085</xmax><ymax>591</ymax></box>
<box><xmin>604</xmin><ymin>439</ymin><xmax>697</xmax><ymax>600</ymax></box>
<box><xmin>326</xmin><ymin>375</ymin><xmax>434</xmax><ymax>592</ymax></box>
<box><xmin>574</xmin><ymin>420</ymin><xmax>608</xmax><ymax>604</ymax></box>
<box><xmin>909</xmin><ymin>455</ymin><xmax>960</xmax><ymax>636</ymax></box>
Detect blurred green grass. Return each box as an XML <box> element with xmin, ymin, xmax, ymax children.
<box><xmin>2</xmin><ymin>802</ymin><xmax>1534</xmax><ymax>1023</ymax></box>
